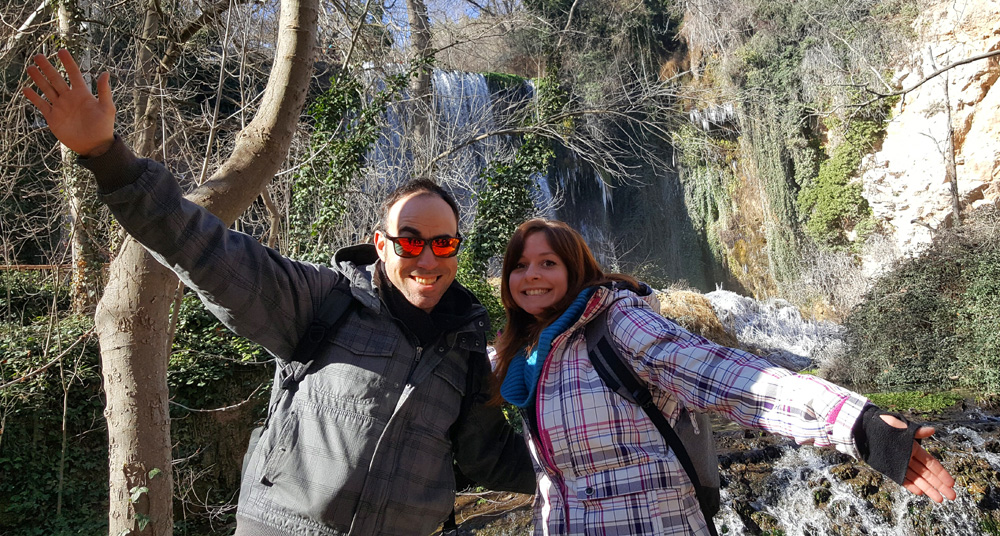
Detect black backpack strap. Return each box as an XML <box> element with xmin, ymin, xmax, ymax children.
<box><xmin>585</xmin><ymin>309</ymin><xmax>719</xmax><ymax>536</ymax></box>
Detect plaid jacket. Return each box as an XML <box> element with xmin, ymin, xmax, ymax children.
<box><xmin>524</xmin><ymin>286</ymin><xmax>869</xmax><ymax>535</ymax></box>
<box><xmin>85</xmin><ymin>138</ymin><xmax>534</xmax><ymax>536</ymax></box>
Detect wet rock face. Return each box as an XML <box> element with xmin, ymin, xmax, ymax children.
<box><xmin>710</xmin><ymin>407</ymin><xmax>1000</xmax><ymax>536</ymax></box>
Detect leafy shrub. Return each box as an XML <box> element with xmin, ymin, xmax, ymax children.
<box><xmin>169</xmin><ymin>292</ymin><xmax>270</xmax><ymax>411</ymax></box>
<box><xmin>0</xmin><ymin>315</ymin><xmax>107</xmax><ymax>535</ymax></box>
<box><xmin>954</xmin><ymin>248</ymin><xmax>1000</xmax><ymax>400</ymax></box>
<box><xmin>0</xmin><ymin>270</ymin><xmax>70</xmax><ymax>326</ymax></box>
<box><xmin>0</xmin><ymin>282</ymin><xmax>271</xmax><ymax>535</ymax></box>
<box><xmin>864</xmin><ymin>391</ymin><xmax>964</xmax><ymax>414</ymax></box>
<box><xmin>287</xmin><ymin>69</ymin><xmax>411</xmax><ymax>263</ymax></box>
<box><xmin>798</xmin><ymin>113</ymin><xmax>887</xmax><ymax>248</ymax></box>
<box><xmin>457</xmin><ymin>255</ymin><xmax>505</xmax><ymax>339</ymax></box>
<box><xmin>839</xmin><ymin>207</ymin><xmax>1000</xmax><ymax>396</ymax></box>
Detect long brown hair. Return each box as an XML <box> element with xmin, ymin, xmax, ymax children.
<box><xmin>491</xmin><ymin>219</ymin><xmax>637</xmax><ymax>404</ymax></box>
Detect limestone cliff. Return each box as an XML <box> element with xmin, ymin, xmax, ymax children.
<box><xmin>861</xmin><ymin>0</ymin><xmax>1000</xmax><ymax>258</ymax></box>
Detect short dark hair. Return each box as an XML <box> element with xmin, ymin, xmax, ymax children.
<box><xmin>380</xmin><ymin>177</ymin><xmax>461</xmax><ymax>232</ymax></box>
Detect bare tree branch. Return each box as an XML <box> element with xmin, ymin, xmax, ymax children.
<box><xmin>1</xmin><ymin>0</ymin><xmax>49</xmax><ymax>62</ymax></box>
<box><xmin>859</xmin><ymin>49</ymin><xmax>1000</xmax><ymax>106</ymax></box>
<box><xmin>168</xmin><ymin>382</ymin><xmax>266</xmax><ymax>413</ymax></box>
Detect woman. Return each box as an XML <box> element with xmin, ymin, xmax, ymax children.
<box><xmin>493</xmin><ymin>218</ymin><xmax>956</xmax><ymax>536</ymax></box>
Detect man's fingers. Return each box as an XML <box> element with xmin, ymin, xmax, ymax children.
<box><xmin>96</xmin><ymin>71</ymin><xmax>112</xmax><ymax>107</ymax></box>
<box><xmin>914</xmin><ymin>426</ymin><xmax>936</xmax><ymax>439</ymax></box>
<box><xmin>21</xmin><ymin>86</ymin><xmax>50</xmax><ymax>116</ymax></box>
<box><xmin>25</xmin><ymin>65</ymin><xmax>58</xmax><ymax>101</ymax></box>
<box><xmin>33</xmin><ymin>54</ymin><xmax>70</xmax><ymax>95</ymax></box>
<box><xmin>57</xmin><ymin>49</ymin><xmax>87</xmax><ymax>89</ymax></box>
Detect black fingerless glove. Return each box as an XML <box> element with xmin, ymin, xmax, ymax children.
<box><xmin>852</xmin><ymin>404</ymin><xmax>923</xmax><ymax>484</ymax></box>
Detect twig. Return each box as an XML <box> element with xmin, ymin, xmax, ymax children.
<box><xmin>168</xmin><ymin>382</ymin><xmax>266</xmax><ymax>413</ymax></box>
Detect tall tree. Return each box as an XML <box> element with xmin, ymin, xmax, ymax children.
<box><xmin>406</xmin><ymin>0</ymin><xmax>433</xmax><ymax>168</ymax></box>
<box><xmin>57</xmin><ymin>0</ymin><xmax>104</xmax><ymax>315</ymax></box>
<box><xmin>93</xmin><ymin>0</ymin><xmax>317</xmax><ymax>533</ymax></box>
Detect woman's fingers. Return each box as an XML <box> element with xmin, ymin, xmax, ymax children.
<box><xmin>904</xmin><ymin>442</ymin><xmax>957</xmax><ymax>502</ymax></box>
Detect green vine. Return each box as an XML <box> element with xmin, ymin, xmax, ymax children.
<box><xmin>287</xmin><ymin>67</ymin><xmax>414</xmax><ymax>262</ymax></box>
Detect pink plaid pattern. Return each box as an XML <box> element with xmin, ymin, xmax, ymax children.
<box><xmin>524</xmin><ymin>287</ymin><xmax>869</xmax><ymax>535</ymax></box>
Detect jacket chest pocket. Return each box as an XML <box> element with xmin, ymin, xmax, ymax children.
<box><xmin>409</xmin><ymin>350</ymin><xmax>468</xmax><ymax>436</ymax></box>
<box><xmin>304</xmin><ymin>316</ymin><xmax>404</xmax><ymax>416</ymax></box>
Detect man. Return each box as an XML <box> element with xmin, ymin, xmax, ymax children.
<box><xmin>25</xmin><ymin>50</ymin><xmax>534</xmax><ymax>535</ymax></box>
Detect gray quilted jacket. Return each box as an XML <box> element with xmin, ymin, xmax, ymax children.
<box><xmin>83</xmin><ymin>137</ymin><xmax>534</xmax><ymax>536</ymax></box>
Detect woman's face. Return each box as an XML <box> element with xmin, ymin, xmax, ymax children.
<box><xmin>509</xmin><ymin>232</ymin><xmax>569</xmax><ymax>319</ymax></box>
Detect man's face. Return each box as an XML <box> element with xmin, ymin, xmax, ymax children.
<box><xmin>374</xmin><ymin>192</ymin><xmax>459</xmax><ymax>313</ymax></box>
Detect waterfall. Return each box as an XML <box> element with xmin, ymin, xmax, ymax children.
<box><xmin>370</xmin><ymin>69</ymin><xmax>561</xmax><ymax>224</ymax></box>
<box><xmin>373</xmin><ymin>70</ymin><xmax>502</xmax><ymax>188</ymax></box>
<box><xmin>714</xmin><ymin>425</ymin><xmax>994</xmax><ymax>535</ymax></box>
<box><xmin>705</xmin><ymin>289</ymin><xmax>843</xmax><ymax>370</ymax></box>
<box><xmin>363</xmin><ymin>68</ymin><xmax>720</xmax><ymax>290</ymax></box>
<box><xmin>699</xmin><ymin>292</ymin><xmax>994</xmax><ymax>534</ymax></box>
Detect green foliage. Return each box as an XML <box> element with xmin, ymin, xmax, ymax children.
<box><xmin>287</xmin><ymin>69</ymin><xmax>412</xmax><ymax>263</ymax></box>
<box><xmin>841</xmin><ymin>208</ymin><xmax>1000</xmax><ymax>396</ymax></box>
<box><xmin>522</xmin><ymin>0</ymin><xmax>680</xmax><ymax>72</ymax></box>
<box><xmin>483</xmin><ymin>72</ymin><xmax>526</xmax><ymax>94</ymax></box>
<box><xmin>456</xmin><ymin>256</ymin><xmax>505</xmax><ymax>338</ymax></box>
<box><xmin>716</xmin><ymin>0</ymin><xmax>911</xmax><ymax>287</ymax></box>
<box><xmin>0</xmin><ymin>278</ymin><xmax>270</xmax><ymax>535</ymax></box>
<box><xmin>798</xmin><ymin>111</ymin><xmax>888</xmax><ymax>248</ymax></box>
<box><xmin>465</xmin><ymin>135</ymin><xmax>552</xmax><ymax>274</ymax></box>
<box><xmin>864</xmin><ymin>391</ymin><xmax>964</xmax><ymax>414</ymax></box>
<box><xmin>169</xmin><ymin>293</ymin><xmax>269</xmax><ymax>411</ymax></box>
<box><xmin>0</xmin><ymin>315</ymin><xmax>107</xmax><ymax>536</ymax></box>
<box><xmin>459</xmin><ymin>133</ymin><xmax>551</xmax><ymax>335</ymax></box>
<box><xmin>458</xmin><ymin>74</ymin><xmax>565</xmax><ymax>334</ymax></box>
<box><xmin>0</xmin><ymin>271</ymin><xmax>70</xmax><ymax>326</ymax></box>
<box><xmin>954</xmin><ymin>248</ymin><xmax>1000</xmax><ymax>399</ymax></box>
<box><xmin>841</xmin><ymin>251</ymin><xmax>961</xmax><ymax>390</ymax></box>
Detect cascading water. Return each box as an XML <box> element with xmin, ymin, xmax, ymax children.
<box><xmin>705</xmin><ymin>289</ymin><xmax>844</xmax><ymax>371</ymax></box>
<box><xmin>714</xmin><ymin>425</ymin><xmax>995</xmax><ymax>535</ymax></box>
<box><xmin>702</xmin><ymin>290</ymin><xmax>999</xmax><ymax>535</ymax></box>
<box><xmin>373</xmin><ymin>70</ymin><xmax>555</xmax><ymax>215</ymax></box>
<box><xmin>364</xmin><ymin>68</ymin><xmax>727</xmax><ymax>289</ymax></box>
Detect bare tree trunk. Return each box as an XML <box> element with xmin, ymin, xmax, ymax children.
<box><xmin>406</xmin><ymin>0</ymin><xmax>433</xmax><ymax>168</ymax></box>
<box><xmin>95</xmin><ymin>0</ymin><xmax>318</xmax><ymax>533</ymax></box>
<box><xmin>943</xmin><ymin>66</ymin><xmax>961</xmax><ymax>227</ymax></box>
<box><xmin>133</xmin><ymin>0</ymin><xmax>161</xmax><ymax>157</ymax></box>
<box><xmin>58</xmin><ymin>0</ymin><xmax>103</xmax><ymax>314</ymax></box>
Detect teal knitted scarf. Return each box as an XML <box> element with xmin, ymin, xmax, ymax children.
<box><xmin>500</xmin><ymin>287</ymin><xmax>597</xmax><ymax>408</ymax></box>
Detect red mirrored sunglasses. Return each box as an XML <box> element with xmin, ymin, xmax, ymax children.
<box><xmin>383</xmin><ymin>234</ymin><xmax>463</xmax><ymax>258</ymax></box>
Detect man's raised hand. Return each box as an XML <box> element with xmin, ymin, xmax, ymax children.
<box><xmin>23</xmin><ymin>49</ymin><xmax>115</xmax><ymax>158</ymax></box>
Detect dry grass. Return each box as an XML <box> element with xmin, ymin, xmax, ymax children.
<box><xmin>656</xmin><ymin>290</ymin><xmax>741</xmax><ymax>348</ymax></box>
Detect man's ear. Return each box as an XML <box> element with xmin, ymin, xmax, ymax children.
<box><xmin>373</xmin><ymin>230</ymin><xmax>388</xmax><ymax>262</ymax></box>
